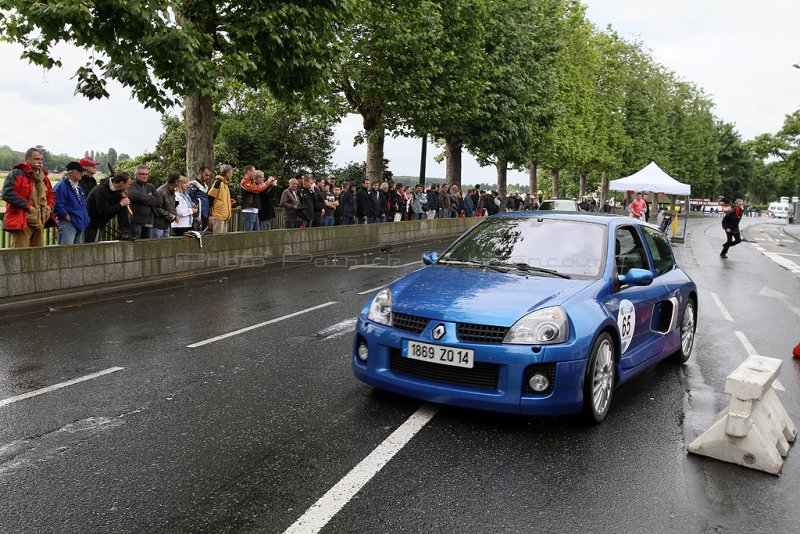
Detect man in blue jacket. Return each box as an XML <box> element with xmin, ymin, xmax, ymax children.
<box><xmin>53</xmin><ymin>161</ymin><xmax>90</xmax><ymax>244</ymax></box>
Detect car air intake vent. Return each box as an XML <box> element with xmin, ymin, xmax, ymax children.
<box><xmin>389</xmin><ymin>349</ymin><xmax>499</xmax><ymax>390</ymax></box>
<box><xmin>392</xmin><ymin>313</ymin><xmax>430</xmax><ymax>335</ymax></box>
<box><xmin>457</xmin><ymin>323</ymin><xmax>510</xmax><ymax>343</ymax></box>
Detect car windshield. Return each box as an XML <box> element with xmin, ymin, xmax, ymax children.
<box><xmin>539</xmin><ymin>200</ymin><xmax>577</xmax><ymax>211</ymax></box>
<box><xmin>440</xmin><ymin>217</ymin><xmax>606</xmax><ymax>279</ymax></box>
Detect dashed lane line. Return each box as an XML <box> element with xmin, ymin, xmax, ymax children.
<box><xmin>710</xmin><ymin>292</ymin><xmax>734</xmax><ymax>322</ymax></box>
<box><xmin>0</xmin><ymin>367</ymin><xmax>125</xmax><ymax>408</ymax></box>
<box><xmin>283</xmin><ymin>403</ymin><xmax>439</xmax><ymax>534</ymax></box>
<box><xmin>187</xmin><ymin>302</ymin><xmax>338</xmax><ymax>348</ymax></box>
<box><xmin>735</xmin><ymin>331</ymin><xmax>785</xmax><ymax>391</ymax></box>
<box><xmin>357</xmin><ymin>285</ymin><xmax>385</xmax><ymax>295</ymax></box>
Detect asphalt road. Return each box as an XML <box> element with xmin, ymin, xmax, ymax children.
<box><xmin>1</xmin><ymin>216</ymin><xmax>798</xmax><ymax>534</ymax></box>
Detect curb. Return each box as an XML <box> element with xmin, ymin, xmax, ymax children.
<box><xmin>782</xmin><ymin>225</ymin><xmax>800</xmax><ymax>244</ymax></box>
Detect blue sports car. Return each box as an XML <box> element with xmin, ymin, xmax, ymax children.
<box><xmin>352</xmin><ymin>212</ymin><xmax>698</xmax><ymax>423</ymax></box>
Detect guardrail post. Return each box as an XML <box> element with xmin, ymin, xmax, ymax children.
<box><xmin>688</xmin><ymin>355</ymin><xmax>796</xmax><ymax>475</ymax></box>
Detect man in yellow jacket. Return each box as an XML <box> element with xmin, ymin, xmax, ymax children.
<box><xmin>208</xmin><ymin>164</ymin><xmax>236</xmax><ymax>233</ymax></box>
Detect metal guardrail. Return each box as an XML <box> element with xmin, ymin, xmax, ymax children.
<box><xmin>0</xmin><ymin>207</ymin><xmax>286</xmax><ymax>249</ymax></box>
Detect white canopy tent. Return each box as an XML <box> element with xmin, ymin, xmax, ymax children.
<box><xmin>609</xmin><ymin>161</ymin><xmax>691</xmax><ymax>196</ymax></box>
<box><xmin>609</xmin><ymin>161</ymin><xmax>691</xmax><ymax>242</ymax></box>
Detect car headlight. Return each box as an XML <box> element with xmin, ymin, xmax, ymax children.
<box><xmin>367</xmin><ymin>288</ymin><xmax>392</xmax><ymax>326</ymax></box>
<box><xmin>503</xmin><ymin>306</ymin><xmax>568</xmax><ymax>344</ymax></box>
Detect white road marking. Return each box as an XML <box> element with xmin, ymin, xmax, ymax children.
<box><xmin>734</xmin><ymin>331</ymin><xmax>785</xmax><ymax>391</ymax></box>
<box><xmin>357</xmin><ymin>285</ymin><xmax>385</xmax><ymax>295</ymax></box>
<box><xmin>758</xmin><ymin>286</ymin><xmax>800</xmax><ymax>319</ymax></box>
<box><xmin>751</xmin><ymin>245</ymin><xmax>800</xmax><ymax>274</ymax></box>
<box><xmin>735</xmin><ymin>331</ymin><xmax>758</xmax><ymax>356</ymax></box>
<box><xmin>317</xmin><ymin>318</ymin><xmax>358</xmax><ymax>339</ymax></box>
<box><xmin>326</xmin><ymin>327</ymin><xmax>357</xmax><ymax>340</ymax></box>
<box><xmin>187</xmin><ymin>302</ymin><xmax>338</xmax><ymax>348</ymax></box>
<box><xmin>283</xmin><ymin>403</ymin><xmax>439</xmax><ymax>534</ymax></box>
<box><xmin>710</xmin><ymin>293</ymin><xmax>734</xmax><ymax>322</ymax></box>
<box><xmin>349</xmin><ymin>261</ymin><xmax>420</xmax><ymax>271</ymax></box>
<box><xmin>0</xmin><ymin>367</ymin><xmax>125</xmax><ymax>408</ymax></box>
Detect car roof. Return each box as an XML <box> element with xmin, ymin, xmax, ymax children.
<box><xmin>490</xmin><ymin>210</ymin><xmax>651</xmax><ymax>228</ymax></box>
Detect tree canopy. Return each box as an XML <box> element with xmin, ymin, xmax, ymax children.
<box><xmin>2</xmin><ymin>0</ymin><xmax>794</xmax><ymax>203</ymax></box>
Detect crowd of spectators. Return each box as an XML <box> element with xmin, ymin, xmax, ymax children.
<box><xmin>3</xmin><ymin>146</ymin><xmax>584</xmax><ymax>249</ymax></box>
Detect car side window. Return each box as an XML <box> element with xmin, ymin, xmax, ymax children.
<box><xmin>641</xmin><ymin>227</ymin><xmax>675</xmax><ymax>276</ymax></box>
<box><xmin>615</xmin><ymin>226</ymin><xmax>649</xmax><ymax>275</ymax></box>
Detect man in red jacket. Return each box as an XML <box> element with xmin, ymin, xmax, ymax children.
<box><xmin>1</xmin><ymin>147</ymin><xmax>56</xmax><ymax>248</ymax></box>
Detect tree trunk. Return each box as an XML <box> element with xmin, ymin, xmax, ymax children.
<box><xmin>496</xmin><ymin>158</ymin><xmax>508</xmax><ymax>199</ymax></box>
<box><xmin>579</xmin><ymin>174</ymin><xmax>587</xmax><ymax>198</ymax></box>
<box><xmin>528</xmin><ymin>161</ymin><xmax>538</xmax><ymax>198</ymax></box>
<box><xmin>184</xmin><ymin>94</ymin><xmax>214</xmax><ymax>178</ymax></box>
<box><xmin>445</xmin><ymin>138</ymin><xmax>462</xmax><ymax>187</ymax></box>
<box><xmin>363</xmin><ymin>109</ymin><xmax>384</xmax><ymax>184</ymax></box>
<box><xmin>550</xmin><ymin>167</ymin><xmax>560</xmax><ymax>198</ymax></box>
<box><xmin>600</xmin><ymin>170</ymin><xmax>608</xmax><ymax>206</ymax></box>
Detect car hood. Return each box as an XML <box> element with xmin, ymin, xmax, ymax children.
<box><xmin>389</xmin><ymin>265</ymin><xmax>596</xmax><ymax>327</ymax></box>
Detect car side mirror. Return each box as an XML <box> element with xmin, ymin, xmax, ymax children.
<box><xmin>618</xmin><ymin>268</ymin><xmax>654</xmax><ymax>286</ymax></box>
<box><xmin>422</xmin><ymin>251</ymin><xmax>439</xmax><ymax>265</ymax></box>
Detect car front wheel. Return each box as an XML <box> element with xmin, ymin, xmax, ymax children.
<box><xmin>582</xmin><ymin>332</ymin><xmax>616</xmax><ymax>424</ymax></box>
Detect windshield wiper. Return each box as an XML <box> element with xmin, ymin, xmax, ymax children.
<box><xmin>493</xmin><ymin>262</ymin><xmax>572</xmax><ymax>279</ymax></box>
<box><xmin>439</xmin><ymin>257</ymin><xmax>509</xmax><ymax>273</ymax></box>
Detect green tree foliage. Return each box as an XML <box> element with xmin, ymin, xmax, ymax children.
<box><xmin>338</xmin><ymin>0</ymin><xmax>445</xmax><ymax>184</ymax></box>
<box><xmin>0</xmin><ymin>0</ymin><xmax>354</xmax><ymax>174</ymax></box>
<box><xmin>714</xmin><ymin>121</ymin><xmax>753</xmax><ymax>202</ymax></box>
<box><xmin>467</xmin><ymin>0</ymin><xmax>565</xmax><ymax>195</ymax></box>
<box><xmin>400</xmin><ymin>0</ymin><xmax>488</xmax><ymax>186</ymax></box>
<box><xmin>212</xmin><ymin>87</ymin><xmax>337</xmax><ymax>182</ymax></box>
<box><xmin>0</xmin><ymin>146</ymin><xmax>23</xmax><ymax>170</ymax></box>
<box><xmin>330</xmin><ymin>160</ymin><xmax>393</xmax><ymax>184</ymax></box>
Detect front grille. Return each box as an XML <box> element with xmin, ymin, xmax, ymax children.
<box><xmin>392</xmin><ymin>313</ymin><xmax>430</xmax><ymax>335</ymax></box>
<box><xmin>389</xmin><ymin>349</ymin><xmax>499</xmax><ymax>390</ymax></box>
<box><xmin>457</xmin><ymin>323</ymin><xmax>510</xmax><ymax>343</ymax></box>
<box><xmin>523</xmin><ymin>363</ymin><xmax>557</xmax><ymax>395</ymax></box>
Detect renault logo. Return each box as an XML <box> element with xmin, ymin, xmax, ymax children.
<box><xmin>432</xmin><ymin>324</ymin><xmax>446</xmax><ymax>340</ymax></box>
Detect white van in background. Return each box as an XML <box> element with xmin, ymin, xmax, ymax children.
<box><xmin>767</xmin><ymin>202</ymin><xmax>791</xmax><ymax>218</ymax></box>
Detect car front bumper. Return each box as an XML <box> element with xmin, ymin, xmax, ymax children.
<box><xmin>352</xmin><ymin>318</ymin><xmax>591</xmax><ymax>415</ymax></box>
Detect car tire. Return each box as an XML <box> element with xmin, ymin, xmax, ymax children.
<box><xmin>582</xmin><ymin>332</ymin><xmax>615</xmax><ymax>424</ymax></box>
<box><xmin>672</xmin><ymin>297</ymin><xmax>696</xmax><ymax>364</ymax></box>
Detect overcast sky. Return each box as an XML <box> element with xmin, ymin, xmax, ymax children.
<box><xmin>1</xmin><ymin>0</ymin><xmax>798</xmax><ymax>185</ymax></box>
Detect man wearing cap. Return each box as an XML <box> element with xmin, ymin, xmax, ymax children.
<box><xmin>2</xmin><ymin>147</ymin><xmax>56</xmax><ymax>248</ymax></box>
<box><xmin>53</xmin><ymin>162</ymin><xmax>90</xmax><ymax>244</ymax></box>
<box><xmin>78</xmin><ymin>156</ymin><xmax>100</xmax><ymax>198</ymax></box>
<box><xmin>85</xmin><ymin>171</ymin><xmax>134</xmax><ymax>242</ymax></box>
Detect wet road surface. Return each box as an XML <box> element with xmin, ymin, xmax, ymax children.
<box><xmin>0</xmin><ymin>219</ymin><xmax>798</xmax><ymax>533</ymax></box>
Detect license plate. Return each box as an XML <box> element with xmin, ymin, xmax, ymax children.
<box><xmin>403</xmin><ymin>340</ymin><xmax>474</xmax><ymax>369</ymax></box>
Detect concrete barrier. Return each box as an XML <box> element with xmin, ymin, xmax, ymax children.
<box><xmin>688</xmin><ymin>355</ymin><xmax>797</xmax><ymax>475</ymax></box>
<box><xmin>0</xmin><ymin>218</ymin><xmax>480</xmax><ymax>302</ymax></box>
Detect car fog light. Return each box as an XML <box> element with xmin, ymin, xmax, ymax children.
<box><xmin>358</xmin><ymin>343</ymin><xmax>369</xmax><ymax>362</ymax></box>
<box><xmin>528</xmin><ymin>373</ymin><xmax>549</xmax><ymax>392</ymax></box>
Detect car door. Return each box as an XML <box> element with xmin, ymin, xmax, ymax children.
<box><xmin>640</xmin><ymin>226</ymin><xmax>684</xmax><ymax>350</ymax></box>
<box><xmin>608</xmin><ymin>225</ymin><xmax>668</xmax><ymax>370</ymax></box>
